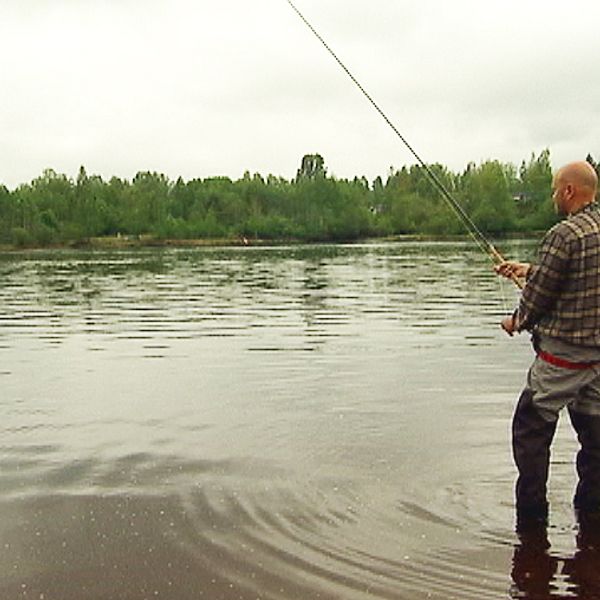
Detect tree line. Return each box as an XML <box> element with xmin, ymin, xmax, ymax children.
<box><xmin>0</xmin><ymin>149</ymin><xmax>596</xmax><ymax>247</ymax></box>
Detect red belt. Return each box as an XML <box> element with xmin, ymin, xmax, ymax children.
<box><xmin>537</xmin><ymin>350</ymin><xmax>600</xmax><ymax>370</ymax></box>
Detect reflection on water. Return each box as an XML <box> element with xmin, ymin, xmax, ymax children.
<box><xmin>511</xmin><ymin>521</ymin><xmax>600</xmax><ymax>599</ymax></box>
<box><xmin>0</xmin><ymin>240</ymin><xmax>591</xmax><ymax>599</ymax></box>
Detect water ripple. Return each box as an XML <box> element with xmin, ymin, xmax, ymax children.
<box><xmin>0</xmin><ymin>241</ymin><xmax>554</xmax><ymax>599</ymax></box>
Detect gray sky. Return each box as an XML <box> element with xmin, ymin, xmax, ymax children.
<box><xmin>1</xmin><ymin>0</ymin><xmax>599</xmax><ymax>189</ymax></box>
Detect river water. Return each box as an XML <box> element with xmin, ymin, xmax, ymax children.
<box><xmin>0</xmin><ymin>241</ymin><xmax>597</xmax><ymax>599</ymax></box>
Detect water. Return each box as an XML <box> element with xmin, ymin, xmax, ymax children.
<box><xmin>0</xmin><ymin>241</ymin><xmax>596</xmax><ymax>599</ymax></box>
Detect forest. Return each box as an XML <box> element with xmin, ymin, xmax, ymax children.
<box><xmin>0</xmin><ymin>150</ymin><xmax>597</xmax><ymax>247</ymax></box>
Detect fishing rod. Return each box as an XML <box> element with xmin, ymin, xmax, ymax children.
<box><xmin>286</xmin><ymin>0</ymin><xmax>524</xmax><ymax>289</ymax></box>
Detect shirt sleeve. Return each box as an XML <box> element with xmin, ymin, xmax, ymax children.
<box><xmin>516</xmin><ymin>227</ymin><xmax>570</xmax><ymax>331</ymax></box>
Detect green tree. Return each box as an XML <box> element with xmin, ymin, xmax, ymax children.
<box><xmin>456</xmin><ymin>161</ymin><xmax>516</xmax><ymax>234</ymax></box>
<box><xmin>126</xmin><ymin>171</ymin><xmax>170</xmax><ymax>234</ymax></box>
<box><xmin>587</xmin><ymin>154</ymin><xmax>600</xmax><ymax>201</ymax></box>
<box><xmin>516</xmin><ymin>149</ymin><xmax>555</xmax><ymax>230</ymax></box>
<box><xmin>296</xmin><ymin>154</ymin><xmax>326</xmax><ymax>181</ymax></box>
<box><xmin>0</xmin><ymin>184</ymin><xmax>14</xmax><ymax>242</ymax></box>
<box><xmin>0</xmin><ymin>150</ymin><xmax>576</xmax><ymax>248</ymax></box>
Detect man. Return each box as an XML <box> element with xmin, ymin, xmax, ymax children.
<box><xmin>496</xmin><ymin>160</ymin><xmax>600</xmax><ymax>529</ymax></box>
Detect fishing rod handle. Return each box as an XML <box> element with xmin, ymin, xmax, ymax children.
<box><xmin>489</xmin><ymin>245</ymin><xmax>525</xmax><ymax>290</ymax></box>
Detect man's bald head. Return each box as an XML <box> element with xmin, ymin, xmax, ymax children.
<box><xmin>552</xmin><ymin>161</ymin><xmax>598</xmax><ymax>215</ymax></box>
<box><xmin>556</xmin><ymin>161</ymin><xmax>598</xmax><ymax>192</ymax></box>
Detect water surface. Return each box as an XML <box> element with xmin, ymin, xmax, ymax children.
<box><xmin>0</xmin><ymin>241</ymin><xmax>594</xmax><ymax>599</ymax></box>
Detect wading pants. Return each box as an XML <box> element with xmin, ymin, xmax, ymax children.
<box><xmin>512</xmin><ymin>336</ymin><xmax>600</xmax><ymax>523</ymax></box>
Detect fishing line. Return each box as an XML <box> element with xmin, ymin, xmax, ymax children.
<box><xmin>286</xmin><ymin>0</ymin><xmax>524</xmax><ymax>289</ymax></box>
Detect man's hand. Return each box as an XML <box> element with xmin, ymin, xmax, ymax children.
<box><xmin>494</xmin><ymin>261</ymin><xmax>531</xmax><ymax>281</ymax></box>
<box><xmin>501</xmin><ymin>314</ymin><xmax>518</xmax><ymax>336</ymax></box>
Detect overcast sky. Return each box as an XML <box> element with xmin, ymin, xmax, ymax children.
<box><xmin>1</xmin><ymin>0</ymin><xmax>599</xmax><ymax>189</ymax></box>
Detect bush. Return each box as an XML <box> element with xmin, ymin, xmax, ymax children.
<box><xmin>11</xmin><ymin>227</ymin><xmax>34</xmax><ymax>247</ymax></box>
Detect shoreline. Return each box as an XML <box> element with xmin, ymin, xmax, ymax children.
<box><xmin>0</xmin><ymin>232</ymin><xmax>542</xmax><ymax>253</ymax></box>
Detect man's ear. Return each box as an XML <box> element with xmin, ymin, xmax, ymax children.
<box><xmin>565</xmin><ymin>183</ymin><xmax>575</xmax><ymax>199</ymax></box>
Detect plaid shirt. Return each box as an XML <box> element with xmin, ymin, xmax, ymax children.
<box><xmin>517</xmin><ymin>202</ymin><xmax>600</xmax><ymax>346</ymax></box>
